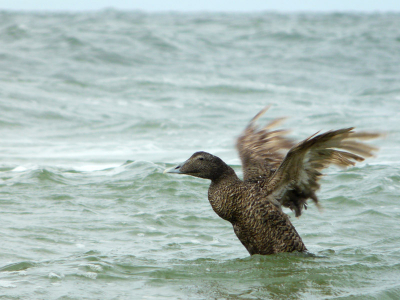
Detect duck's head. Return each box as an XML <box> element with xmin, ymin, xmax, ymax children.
<box><xmin>164</xmin><ymin>151</ymin><xmax>230</xmax><ymax>180</ymax></box>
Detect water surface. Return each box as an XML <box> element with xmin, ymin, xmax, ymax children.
<box><xmin>1</xmin><ymin>10</ymin><xmax>400</xmax><ymax>299</ymax></box>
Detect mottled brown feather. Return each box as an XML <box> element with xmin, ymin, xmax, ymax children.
<box><xmin>207</xmin><ymin>170</ymin><xmax>307</xmax><ymax>255</ymax></box>
<box><xmin>266</xmin><ymin>128</ymin><xmax>380</xmax><ymax>216</ymax></box>
<box><xmin>236</xmin><ymin>106</ymin><xmax>295</xmax><ymax>183</ymax></box>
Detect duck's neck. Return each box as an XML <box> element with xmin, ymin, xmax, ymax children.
<box><xmin>208</xmin><ymin>166</ymin><xmax>242</xmax><ymax>222</ymax></box>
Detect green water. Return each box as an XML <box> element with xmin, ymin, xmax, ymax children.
<box><xmin>0</xmin><ymin>10</ymin><xmax>400</xmax><ymax>299</ymax></box>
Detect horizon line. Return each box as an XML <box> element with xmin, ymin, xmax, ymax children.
<box><xmin>1</xmin><ymin>7</ymin><xmax>400</xmax><ymax>13</ymax></box>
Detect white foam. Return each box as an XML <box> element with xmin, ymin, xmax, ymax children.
<box><xmin>48</xmin><ymin>272</ymin><xmax>65</xmax><ymax>279</ymax></box>
<box><xmin>0</xmin><ymin>280</ymin><xmax>17</xmax><ymax>288</ymax></box>
<box><xmin>12</xmin><ymin>166</ymin><xmax>28</xmax><ymax>172</ymax></box>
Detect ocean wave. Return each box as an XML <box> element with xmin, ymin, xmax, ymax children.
<box><xmin>1</xmin><ymin>11</ymin><xmax>399</xmax><ymax>299</ymax></box>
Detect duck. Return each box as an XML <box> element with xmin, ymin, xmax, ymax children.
<box><xmin>164</xmin><ymin>107</ymin><xmax>380</xmax><ymax>255</ymax></box>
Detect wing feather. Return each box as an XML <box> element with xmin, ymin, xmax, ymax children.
<box><xmin>266</xmin><ymin>128</ymin><xmax>380</xmax><ymax>217</ymax></box>
<box><xmin>236</xmin><ymin>106</ymin><xmax>295</xmax><ymax>182</ymax></box>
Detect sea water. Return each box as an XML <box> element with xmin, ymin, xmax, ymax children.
<box><xmin>1</xmin><ymin>10</ymin><xmax>400</xmax><ymax>299</ymax></box>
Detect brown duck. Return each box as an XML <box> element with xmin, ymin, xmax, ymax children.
<box><xmin>164</xmin><ymin>107</ymin><xmax>380</xmax><ymax>255</ymax></box>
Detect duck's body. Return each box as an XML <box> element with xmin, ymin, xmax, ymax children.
<box><xmin>164</xmin><ymin>107</ymin><xmax>379</xmax><ymax>255</ymax></box>
<box><xmin>207</xmin><ymin>165</ymin><xmax>306</xmax><ymax>255</ymax></box>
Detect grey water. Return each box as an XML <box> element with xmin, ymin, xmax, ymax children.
<box><xmin>1</xmin><ymin>10</ymin><xmax>400</xmax><ymax>299</ymax></box>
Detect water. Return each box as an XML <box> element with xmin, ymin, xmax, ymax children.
<box><xmin>1</xmin><ymin>10</ymin><xmax>400</xmax><ymax>299</ymax></box>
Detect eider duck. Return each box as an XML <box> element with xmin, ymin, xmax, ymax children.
<box><xmin>164</xmin><ymin>107</ymin><xmax>380</xmax><ymax>255</ymax></box>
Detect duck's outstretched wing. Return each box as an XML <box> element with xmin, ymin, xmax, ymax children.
<box><xmin>236</xmin><ymin>107</ymin><xmax>295</xmax><ymax>183</ymax></box>
<box><xmin>266</xmin><ymin>128</ymin><xmax>380</xmax><ymax>217</ymax></box>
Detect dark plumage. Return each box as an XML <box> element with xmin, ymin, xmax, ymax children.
<box><xmin>164</xmin><ymin>107</ymin><xmax>380</xmax><ymax>255</ymax></box>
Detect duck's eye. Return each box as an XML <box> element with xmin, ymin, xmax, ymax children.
<box><xmin>198</xmin><ymin>157</ymin><xmax>204</xmax><ymax>161</ymax></box>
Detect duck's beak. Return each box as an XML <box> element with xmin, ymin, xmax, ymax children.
<box><xmin>163</xmin><ymin>163</ymin><xmax>183</xmax><ymax>174</ymax></box>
